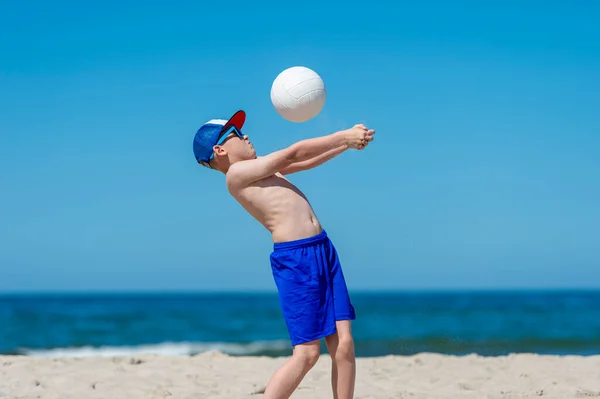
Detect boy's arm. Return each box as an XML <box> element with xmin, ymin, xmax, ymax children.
<box><xmin>227</xmin><ymin>131</ymin><xmax>350</xmax><ymax>187</ymax></box>
<box><xmin>279</xmin><ymin>144</ymin><xmax>347</xmax><ymax>175</ymax></box>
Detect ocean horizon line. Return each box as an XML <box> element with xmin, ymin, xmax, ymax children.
<box><xmin>1</xmin><ymin>287</ymin><xmax>600</xmax><ymax>297</ymax></box>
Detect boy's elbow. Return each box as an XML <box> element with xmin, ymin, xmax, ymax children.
<box><xmin>284</xmin><ymin>144</ymin><xmax>301</xmax><ymax>164</ymax></box>
<box><xmin>287</xmin><ymin>141</ymin><xmax>317</xmax><ymax>163</ymax></box>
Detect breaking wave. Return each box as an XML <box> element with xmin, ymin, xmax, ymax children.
<box><xmin>19</xmin><ymin>340</ymin><xmax>291</xmax><ymax>358</ymax></box>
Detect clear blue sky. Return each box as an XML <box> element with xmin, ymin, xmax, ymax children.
<box><xmin>1</xmin><ymin>0</ymin><xmax>599</xmax><ymax>292</ymax></box>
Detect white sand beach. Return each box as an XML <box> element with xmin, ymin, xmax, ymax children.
<box><xmin>1</xmin><ymin>351</ymin><xmax>600</xmax><ymax>398</ymax></box>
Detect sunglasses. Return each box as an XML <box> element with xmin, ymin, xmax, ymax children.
<box><xmin>204</xmin><ymin>125</ymin><xmax>245</xmax><ymax>164</ymax></box>
<box><xmin>215</xmin><ymin>125</ymin><xmax>244</xmax><ymax>148</ymax></box>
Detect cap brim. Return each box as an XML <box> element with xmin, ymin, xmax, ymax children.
<box><xmin>223</xmin><ymin>110</ymin><xmax>246</xmax><ymax>131</ymax></box>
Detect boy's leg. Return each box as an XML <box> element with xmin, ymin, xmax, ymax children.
<box><xmin>263</xmin><ymin>339</ymin><xmax>321</xmax><ymax>399</ymax></box>
<box><xmin>325</xmin><ymin>320</ymin><xmax>356</xmax><ymax>399</ymax></box>
<box><xmin>325</xmin><ymin>236</ymin><xmax>356</xmax><ymax>398</ymax></box>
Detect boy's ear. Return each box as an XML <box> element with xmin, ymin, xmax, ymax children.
<box><xmin>213</xmin><ymin>145</ymin><xmax>227</xmax><ymax>157</ymax></box>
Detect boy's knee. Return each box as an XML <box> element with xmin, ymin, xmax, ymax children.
<box><xmin>335</xmin><ymin>336</ymin><xmax>355</xmax><ymax>362</ymax></box>
<box><xmin>294</xmin><ymin>343</ymin><xmax>321</xmax><ymax>368</ymax></box>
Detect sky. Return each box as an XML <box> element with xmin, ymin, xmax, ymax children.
<box><xmin>0</xmin><ymin>0</ymin><xmax>599</xmax><ymax>292</ymax></box>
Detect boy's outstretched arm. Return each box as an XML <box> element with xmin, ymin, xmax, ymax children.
<box><xmin>226</xmin><ymin>125</ymin><xmax>374</xmax><ymax>187</ymax></box>
<box><xmin>279</xmin><ymin>144</ymin><xmax>347</xmax><ymax>175</ymax></box>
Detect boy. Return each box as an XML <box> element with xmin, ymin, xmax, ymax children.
<box><xmin>192</xmin><ymin>110</ymin><xmax>375</xmax><ymax>399</ymax></box>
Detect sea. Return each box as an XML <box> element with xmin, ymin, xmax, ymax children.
<box><xmin>1</xmin><ymin>290</ymin><xmax>599</xmax><ymax>358</ymax></box>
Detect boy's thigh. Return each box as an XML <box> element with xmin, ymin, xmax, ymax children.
<box><xmin>335</xmin><ymin>320</ymin><xmax>353</xmax><ymax>339</ymax></box>
<box><xmin>325</xmin><ymin>320</ymin><xmax>353</xmax><ymax>346</ymax></box>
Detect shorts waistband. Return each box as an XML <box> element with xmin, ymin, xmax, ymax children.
<box><xmin>273</xmin><ymin>229</ymin><xmax>328</xmax><ymax>251</ymax></box>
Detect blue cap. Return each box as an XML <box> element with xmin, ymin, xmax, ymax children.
<box><xmin>193</xmin><ymin>110</ymin><xmax>246</xmax><ymax>168</ymax></box>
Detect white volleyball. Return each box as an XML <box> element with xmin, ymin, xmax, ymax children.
<box><xmin>270</xmin><ymin>66</ymin><xmax>327</xmax><ymax>123</ymax></box>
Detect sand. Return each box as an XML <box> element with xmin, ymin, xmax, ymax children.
<box><xmin>1</xmin><ymin>351</ymin><xmax>600</xmax><ymax>399</ymax></box>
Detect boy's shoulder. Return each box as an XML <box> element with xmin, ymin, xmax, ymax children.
<box><xmin>226</xmin><ymin>156</ymin><xmax>266</xmax><ymax>179</ymax></box>
<box><xmin>225</xmin><ymin>158</ymin><xmax>261</xmax><ymax>189</ymax></box>
<box><xmin>226</xmin><ymin>157</ymin><xmax>259</xmax><ymax>176</ymax></box>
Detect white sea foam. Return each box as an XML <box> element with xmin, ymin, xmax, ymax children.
<box><xmin>21</xmin><ymin>340</ymin><xmax>290</xmax><ymax>358</ymax></box>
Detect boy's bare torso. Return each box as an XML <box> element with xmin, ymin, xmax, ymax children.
<box><xmin>227</xmin><ymin>172</ymin><xmax>322</xmax><ymax>243</ymax></box>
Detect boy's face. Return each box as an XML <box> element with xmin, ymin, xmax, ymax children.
<box><xmin>215</xmin><ymin>129</ymin><xmax>256</xmax><ymax>162</ymax></box>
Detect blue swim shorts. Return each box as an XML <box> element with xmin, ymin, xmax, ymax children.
<box><xmin>270</xmin><ymin>229</ymin><xmax>356</xmax><ymax>346</ymax></box>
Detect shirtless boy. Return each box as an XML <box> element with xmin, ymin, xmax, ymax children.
<box><xmin>192</xmin><ymin>110</ymin><xmax>375</xmax><ymax>399</ymax></box>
